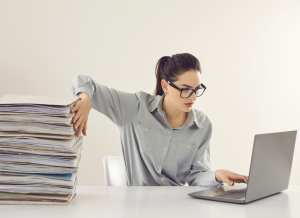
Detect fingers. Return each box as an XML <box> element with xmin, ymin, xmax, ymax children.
<box><xmin>232</xmin><ymin>175</ymin><xmax>248</xmax><ymax>184</ymax></box>
<box><xmin>226</xmin><ymin>179</ymin><xmax>234</xmax><ymax>186</ymax></box>
<box><xmin>72</xmin><ymin>111</ymin><xmax>81</xmax><ymax>126</ymax></box>
<box><xmin>245</xmin><ymin>176</ymin><xmax>248</xmax><ymax>184</ymax></box>
<box><xmin>82</xmin><ymin>121</ymin><xmax>87</xmax><ymax>136</ymax></box>
<box><xmin>73</xmin><ymin>117</ymin><xmax>83</xmax><ymax>130</ymax></box>
<box><xmin>70</xmin><ymin>98</ymin><xmax>91</xmax><ymax>137</ymax></box>
<box><xmin>77</xmin><ymin>122</ymin><xmax>84</xmax><ymax>137</ymax></box>
<box><xmin>224</xmin><ymin>172</ymin><xmax>249</xmax><ymax>186</ymax></box>
<box><xmin>74</xmin><ymin>120</ymin><xmax>87</xmax><ymax>137</ymax></box>
<box><xmin>242</xmin><ymin>175</ymin><xmax>248</xmax><ymax>184</ymax></box>
<box><xmin>74</xmin><ymin>117</ymin><xmax>83</xmax><ymax>130</ymax></box>
<box><xmin>71</xmin><ymin>103</ymin><xmax>79</xmax><ymax>113</ymax></box>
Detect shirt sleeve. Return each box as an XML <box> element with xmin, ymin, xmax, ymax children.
<box><xmin>71</xmin><ymin>75</ymin><xmax>140</xmax><ymax>127</ymax></box>
<box><xmin>186</xmin><ymin>120</ymin><xmax>224</xmax><ymax>187</ymax></box>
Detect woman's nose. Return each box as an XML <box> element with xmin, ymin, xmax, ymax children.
<box><xmin>189</xmin><ymin>92</ymin><xmax>197</xmax><ymax>100</ymax></box>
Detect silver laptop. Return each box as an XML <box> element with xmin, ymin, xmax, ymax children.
<box><xmin>188</xmin><ymin>130</ymin><xmax>297</xmax><ymax>204</ymax></box>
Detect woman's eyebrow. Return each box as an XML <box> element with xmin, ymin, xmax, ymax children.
<box><xmin>181</xmin><ymin>84</ymin><xmax>201</xmax><ymax>88</ymax></box>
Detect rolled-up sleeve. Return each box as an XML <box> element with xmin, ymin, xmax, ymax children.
<box><xmin>71</xmin><ymin>75</ymin><xmax>140</xmax><ymax>127</ymax></box>
<box><xmin>186</xmin><ymin>121</ymin><xmax>224</xmax><ymax>187</ymax></box>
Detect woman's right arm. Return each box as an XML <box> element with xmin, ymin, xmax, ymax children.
<box><xmin>70</xmin><ymin>75</ymin><xmax>140</xmax><ymax>137</ymax></box>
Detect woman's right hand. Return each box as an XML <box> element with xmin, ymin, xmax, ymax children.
<box><xmin>71</xmin><ymin>92</ymin><xmax>92</xmax><ymax>137</ymax></box>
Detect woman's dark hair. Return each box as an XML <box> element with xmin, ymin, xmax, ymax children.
<box><xmin>154</xmin><ymin>53</ymin><xmax>202</xmax><ymax>96</ymax></box>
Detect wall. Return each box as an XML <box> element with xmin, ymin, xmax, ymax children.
<box><xmin>0</xmin><ymin>0</ymin><xmax>299</xmax><ymax>186</ymax></box>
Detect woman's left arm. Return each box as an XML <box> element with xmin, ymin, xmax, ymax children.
<box><xmin>186</xmin><ymin>121</ymin><xmax>224</xmax><ymax>187</ymax></box>
<box><xmin>187</xmin><ymin>118</ymin><xmax>248</xmax><ymax>187</ymax></box>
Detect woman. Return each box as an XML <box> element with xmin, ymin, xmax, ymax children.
<box><xmin>70</xmin><ymin>53</ymin><xmax>249</xmax><ymax>187</ymax></box>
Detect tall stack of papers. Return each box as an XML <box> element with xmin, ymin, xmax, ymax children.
<box><xmin>0</xmin><ymin>94</ymin><xmax>82</xmax><ymax>205</ymax></box>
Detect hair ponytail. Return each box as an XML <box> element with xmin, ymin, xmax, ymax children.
<box><xmin>153</xmin><ymin>53</ymin><xmax>202</xmax><ymax>96</ymax></box>
<box><xmin>154</xmin><ymin>56</ymin><xmax>171</xmax><ymax>96</ymax></box>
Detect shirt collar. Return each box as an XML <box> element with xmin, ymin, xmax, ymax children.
<box><xmin>147</xmin><ymin>94</ymin><xmax>203</xmax><ymax>129</ymax></box>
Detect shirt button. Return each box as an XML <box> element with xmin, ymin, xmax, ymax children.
<box><xmin>167</xmin><ymin>131</ymin><xmax>171</xmax><ymax>135</ymax></box>
<box><xmin>144</xmin><ymin>128</ymin><xmax>148</xmax><ymax>132</ymax></box>
<box><xmin>161</xmin><ymin>178</ymin><xmax>164</xmax><ymax>181</ymax></box>
<box><xmin>158</xmin><ymin>166</ymin><xmax>161</xmax><ymax>169</ymax></box>
<box><xmin>163</xmin><ymin>148</ymin><xmax>167</xmax><ymax>151</ymax></box>
<box><xmin>187</xmin><ymin>145</ymin><xmax>190</xmax><ymax>148</ymax></box>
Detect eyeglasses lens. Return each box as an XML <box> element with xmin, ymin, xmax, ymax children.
<box><xmin>181</xmin><ymin>88</ymin><xmax>204</xmax><ymax>98</ymax></box>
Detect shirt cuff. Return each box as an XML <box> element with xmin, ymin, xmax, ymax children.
<box><xmin>74</xmin><ymin>87</ymin><xmax>93</xmax><ymax>99</ymax></box>
<box><xmin>191</xmin><ymin>170</ymin><xmax>224</xmax><ymax>187</ymax></box>
<box><xmin>213</xmin><ymin>170</ymin><xmax>224</xmax><ymax>187</ymax></box>
<box><xmin>211</xmin><ymin>170</ymin><xmax>224</xmax><ymax>187</ymax></box>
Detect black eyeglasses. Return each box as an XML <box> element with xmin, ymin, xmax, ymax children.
<box><xmin>167</xmin><ymin>81</ymin><xmax>206</xmax><ymax>98</ymax></box>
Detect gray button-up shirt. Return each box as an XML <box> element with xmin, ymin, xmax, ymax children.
<box><xmin>71</xmin><ymin>75</ymin><xmax>224</xmax><ymax>187</ymax></box>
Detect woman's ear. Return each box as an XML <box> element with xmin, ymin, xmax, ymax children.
<box><xmin>161</xmin><ymin>80</ymin><xmax>168</xmax><ymax>94</ymax></box>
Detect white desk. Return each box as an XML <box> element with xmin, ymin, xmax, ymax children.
<box><xmin>1</xmin><ymin>185</ymin><xmax>299</xmax><ymax>218</ymax></box>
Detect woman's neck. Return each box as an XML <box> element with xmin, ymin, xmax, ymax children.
<box><xmin>162</xmin><ymin>94</ymin><xmax>188</xmax><ymax>127</ymax></box>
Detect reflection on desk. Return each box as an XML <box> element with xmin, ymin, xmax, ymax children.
<box><xmin>0</xmin><ymin>185</ymin><xmax>299</xmax><ymax>218</ymax></box>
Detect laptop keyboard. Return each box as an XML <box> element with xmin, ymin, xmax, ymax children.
<box><xmin>213</xmin><ymin>188</ymin><xmax>247</xmax><ymax>199</ymax></box>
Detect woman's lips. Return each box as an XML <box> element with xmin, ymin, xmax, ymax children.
<box><xmin>184</xmin><ymin>103</ymin><xmax>193</xmax><ymax>107</ymax></box>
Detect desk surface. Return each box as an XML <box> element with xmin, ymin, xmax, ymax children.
<box><xmin>1</xmin><ymin>185</ymin><xmax>299</xmax><ymax>218</ymax></box>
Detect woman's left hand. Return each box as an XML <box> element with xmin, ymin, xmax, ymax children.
<box><xmin>215</xmin><ymin>169</ymin><xmax>249</xmax><ymax>186</ymax></box>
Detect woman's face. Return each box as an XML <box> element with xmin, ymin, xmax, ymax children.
<box><xmin>162</xmin><ymin>70</ymin><xmax>202</xmax><ymax>112</ymax></box>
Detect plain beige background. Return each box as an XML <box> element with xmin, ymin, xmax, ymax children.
<box><xmin>0</xmin><ymin>0</ymin><xmax>299</xmax><ymax>186</ymax></box>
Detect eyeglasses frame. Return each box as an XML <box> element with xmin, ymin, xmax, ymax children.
<box><xmin>167</xmin><ymin>81</ymin><xmax>206</xmax><ymax>98</ymax></box>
